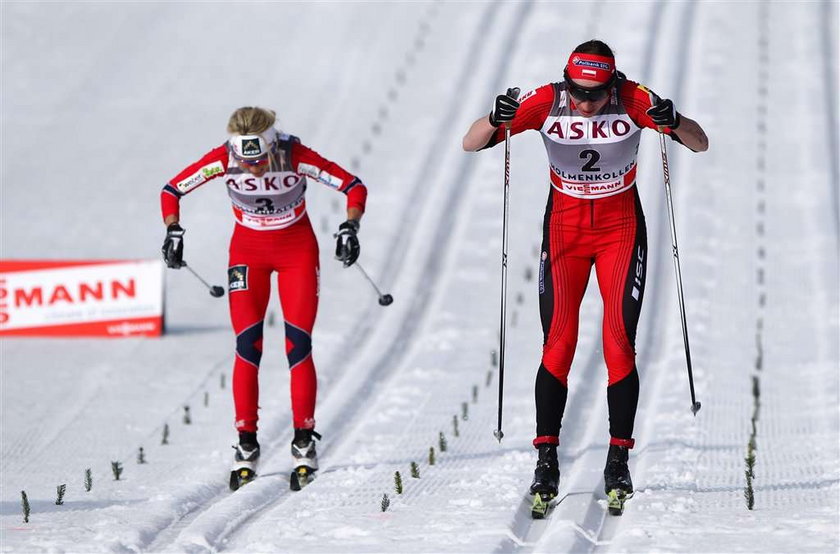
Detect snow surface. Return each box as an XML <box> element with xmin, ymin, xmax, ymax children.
<box><xmin>1</xmin><ymin>1</ymin><xmax>838</xmax><ymax>553</ymax></box>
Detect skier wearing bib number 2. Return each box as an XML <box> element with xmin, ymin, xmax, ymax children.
<box><xmin>159</xmin><ymin>106</ymin><xmax>367</xmax><ymax>491</ymax></box>
<box><xmin>463</xmin><ymin>40</ymin><xmax>708</xmax><ymax>514</ymax></box>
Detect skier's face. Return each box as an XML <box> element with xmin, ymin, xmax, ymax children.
<box><xmin>567</xmin><ymin>77</ymin><xmax>611</xmax><ymax>117</ymax></box>
<box><xmin>236</xmin><ymin>155</ymin><xmax>270</xmax><ymax>177</ymax></box>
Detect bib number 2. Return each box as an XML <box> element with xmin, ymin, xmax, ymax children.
<box><xmin>580</xmin><ymin>149</ymin><xmax>601</xmax><ymax>172</ymax></box>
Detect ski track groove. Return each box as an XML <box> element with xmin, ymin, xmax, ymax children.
<box><xmin>822</xmin><ymin>0</ymin><xmax>840</xmax><ymax>240</ymax></box>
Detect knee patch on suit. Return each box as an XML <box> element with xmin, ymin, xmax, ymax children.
<box><xmin>284</xmin><ymin>321</ymin><xmax>312</xmax><ymax>370</ymax></box>
<box><xmin>236</xmin><ymin>321</ymin><xmax>264</xmax><ymax>368</ymax></box>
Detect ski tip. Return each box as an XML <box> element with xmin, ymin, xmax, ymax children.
<box><xmin>230</xmin><ymin>468</ymin><xmax>256</xmax><ymax>491</ymax></box>
<box><xmin>290</xmin><ymin>467</ymin><xmax>314</xmax><ymax>491</ymax></box>
<box><xmin>530</xmin><ymin>492</ymin><xmax>553</xmax><ymax>519</ymax></box>
<box><xmin>606</xmin><ymin>489</ymin><xmax>631</xmax><ymax>516</ymax></box>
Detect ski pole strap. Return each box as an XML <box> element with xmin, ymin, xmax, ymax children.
<box><xmin>533</xmin><ymin>436</ymin><xmax>560</xmax><ymax>448</ymax></box>
<box><xmin>610</xmin><ymin>437</ymin><xmax>635</xmax><ymax>449</ymax></box>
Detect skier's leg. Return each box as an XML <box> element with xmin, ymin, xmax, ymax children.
<box><xmin>276</xmin><ymin>227</ymin><xmax>320</xmax><ymax>431</ymax></box>
<box><xmin>228</xmin><ymin>259</ymin><xmax>272</xmax><ymax>434</ymax></box>
<box><xmin>536</xmin><ymin>218</ymin><xmax>593</xmax><ymax>445</ymax></box>
<box><xmin>594</xmin><ymin>189</ymin><xmax>647</xmax><ymax>443</ymax></box>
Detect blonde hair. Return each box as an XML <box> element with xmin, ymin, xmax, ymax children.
<box><xmin>227</xmin><ymin>106</ymin><xmax>276</xmax><ymax>135</ymax></box>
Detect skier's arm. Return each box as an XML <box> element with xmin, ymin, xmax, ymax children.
<box><xmin>160</xmin><ymin>145</ymin><xmax>229</xmax><ymax>226</ymax></box>
<box><xmin>670</xmin><ymin>115</ymin><xmax>708</xmax><ymax>152</ymax></box>
<box><xmin>625</xmin><ymin>82</ymin><xmax>709</xmax><ymax>153</ymax></box>
<box><xmin>292</xmin><ymin>143</ymin><xmax>367</xmax><ymax>220</ymax></box>
<box><xmin>463</xmin><ymin>85</ymin><xmax>554</xmax><ymax>152</ymax></box>
<box><xmin>462</xmin><ymin>115</ymin><xmax>498</xmax><ymax>152</ymax></box>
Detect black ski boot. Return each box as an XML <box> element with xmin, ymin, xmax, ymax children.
<box><xmin>290</xmin><ymin>428</ymin><xmax>322</xmax><ymax>491</ymax></box>
<box><xmin>529</xmin><ymin>444</ymin><xmax>559</xmax><ymax>519</ymax></box>
<box><xmin>229</xmin><ymin>431</ymin><xmax>260</xmax><ymax>491</ymax></box>
<box><xmin>604</xmin><ymin>444</ymin><xmax>633</xmax><ymax>515</ymax></box>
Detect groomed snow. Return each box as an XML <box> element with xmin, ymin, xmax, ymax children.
<box><xmin>1</xmin><ymin>2</ymin><xmax>837</xmax><ymax>553</ymax></box>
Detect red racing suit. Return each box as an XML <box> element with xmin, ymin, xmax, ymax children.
<box><xmin>484</xmin><ymin>79</ymin><xmax>678</xmax><ymax>447</ymax></box>
<box><xmin>161</xmin><ymin>131</ymin><xmax>367</xmax><ymax>432</ymax></box>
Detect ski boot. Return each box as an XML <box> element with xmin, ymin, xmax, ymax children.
<box><xmin>529</xmin><ymin>444</ymin><xmax>559</xmax><ymax>519</ymax></box>
<box><xmin>289</xmin><ymin>428</ymin><xmax>321</xmax><ymax>491</ymax></box>
<box><xmin>229</xmin><ymin>431</ymin><xmax>260</xmax><ymax>491</ymax></box>
<box><xmin>604</xmin><ymin>444</ymin><xmax>634</xmax><ymax>515</ymax></box>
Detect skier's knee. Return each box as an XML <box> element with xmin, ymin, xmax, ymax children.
<box><xmin>236</xmin><ymin>321</ymin><xmax>264</xmax><ymax>367</ymax></box>
<box><xmin>284</xmin><ymin>321</ymin><xmax>312</xmax><ymax>369</ymax></box>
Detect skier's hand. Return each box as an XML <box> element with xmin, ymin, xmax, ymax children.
<box><xmin>646</xmin><ymin>97</ymin><xmax>681</xmax><ymax>130</ymax></box>
<box><xmin>489</xmin><ymin>87</ymin><xmax>521</xmax><ymax>127</ymax></box>
<box><xmin>162</xmin><ymin>223</ymin><xmax>185</xmax><ymax>269</ymax></box>
<box><xmin>334</xmin><ymin>219</ymin><xmax>360</xmax><ymax>267</ymax></box>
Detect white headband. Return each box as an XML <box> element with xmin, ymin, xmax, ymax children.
<box><xmin>229</xmin><ymin>129</ymin><xmax>277</xmax><ymax>159</ymax></box>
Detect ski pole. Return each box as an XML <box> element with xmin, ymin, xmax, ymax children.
<box><xmin>494</xmin><ymin>88</ymin><xmax>520</xmax><ymax>443</ymax></box>
<box><xmin>180</xmin><ymin>261</ymin><xmax>225</xmax><ymax>298</ymax></box>
<box><xmin>659</xmin><ymin>133</ymin><xmax>701</xmax><ymax>415</ymax></box>
<box><xmin>354</xmin><ymin>262</ymin><xmax>393</xmax><ymax>306</ymax></box>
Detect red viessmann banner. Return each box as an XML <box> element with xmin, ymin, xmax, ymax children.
<box><xmin>0</xmin><ymin>259</ymin><xmax>164</xmax><ymax>337</ymax></box>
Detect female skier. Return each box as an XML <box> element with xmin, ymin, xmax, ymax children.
<box><xmin>160</xmin><ymin>106</ymin><xmax>367</xmax><ymax>490</ymax></box>
<box><xmin>463</xmin><ymin>39</ymin><xmax>708</xmax><ymax>514</ymax></box>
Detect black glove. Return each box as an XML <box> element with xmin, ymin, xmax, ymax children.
<box><xmin>334</xmin><ymin>220</ymin><xmax>360</xmax><ymax>267</ymax></box>
<box><xmin>646</xmin><ymin>98</ymin><xmax>681</xmax><ymax>129</ymax></box>
<box><xmin>488</xmin><ymin>87</ymin><xmax>521</xmax><ymax>127</ymax></box>
<box><xmin>162</xmin><ymin>223</ymin><xmax>185</xmax><ymax>269</ymax></box>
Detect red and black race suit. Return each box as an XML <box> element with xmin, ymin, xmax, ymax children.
<box><xmin>484</xmin><ymin>79</ymin><xmax>676</xmax><ymax>446</ymax></box>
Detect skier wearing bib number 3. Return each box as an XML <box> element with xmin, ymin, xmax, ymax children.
<box><xmin>463</xmin><ymin>40</ymin><xmax>708</xmax><ymax>514</ymax></box>
<box><xmin>159</xmin><ymin>107</ymin><xmax>367</xmax><ymax>491</ymax></box>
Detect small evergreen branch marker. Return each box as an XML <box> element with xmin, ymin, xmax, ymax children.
<box><xmin>84</xmin><ymin>468</ymin><xmax>93</xmax><ymax>492</ymax></box>
<box><xmin>380</xmin><ymin>493</ymin><xmax>390</xmax><ymax>512</ymax></box>
<box><xmin>183</xmin><ymin>405</ymin><xmax>192</xmax><ymax>425</ymax></box>
<box><xmin>21</xmin><ymin>491</ymin><xmax>30</xmax><ymax>523</ymax></box>
<box><xmin>137</xmin><ymin>447</ymin><xmax>146</xmax><ymax>464</ymax></box>
<box><xmin>486</xmin><ymin>370</ymin><xmax>493</xmax><ymax>387</ymax></box>
<box><xmin>204</xmin><ymin>391</ymin><xmax>209</xmax><ymax>407</ymax></box>
<box><xmin>429</xmin><ymin>446</ymin><xmax>436</xmax><ymax>466</ymax></box>
<box><xmin>491</xmin><ymin>350</ymin><xmax>498</xmax><ymax>367</ymax></box>
<box><xmin>745</xmin><ymin>442</ymin><xmax>756</xmax><ymax>510</ymax></box>
<box><xmin>452</xmin><ymin>415</ymin><xmax>459</xmax><ymax>437</ymax></box>
<box><xmin>162</xmin><ymin>423</ymin><xmax>170</xmax><ymax>445</ymax></box>
<box><xmin>472</xmin><ymin>385</ymin><xmax>478</xmax><ymax>403</ymax></box>
<box><xmin>111</xmin><ymin>461</ymin><xmax>124</xmax><ymax>481</ymax></box>
<box><xmin>438</xmin><ymin>431</ymin><xmax>447</xmax><ymax>453</ymax></box>
<box><xmin>410</xmin><ymin>461</ymin><xmax>420</xmax><ymax>479</ymax></box>
<box><xmin>55</xmin><ymin>484</ymin><xmax>66</xmax><ymax>505</ymax></box>
<box><xmin>394</xmin><ymin>471</ymin><xmax>403</xmax><ymax>494</ymax></box>
<box><xmin>461</xmin><ymin>401</ymin><xmax>469</xmax><ymax>421</ymax></box>
<box><xmin>220</xmin><ymin>373</ymin><xmax>226</xmax><ymax>389</ymax></box>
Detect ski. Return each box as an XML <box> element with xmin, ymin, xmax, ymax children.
<box><xmin>290</xmin><ymin>466</ymin><xmax>315</xmax><ymax>491</ymax></box>
<box><xmin>229</xmin><ymin>467</ymin><xmax>256</xmax><ymax>491</ymax></box>
<box><xmin>530</xmin><ymin>492</ymin><xmax>555</xmax><ymax>519</ymax></box>
<box><xmin>606</xmin><ymin>489</ymin><xmax>633</xmax><ymax>516</ymax></box>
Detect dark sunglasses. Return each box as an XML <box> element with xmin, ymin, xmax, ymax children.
<box><xmin>564</xmin><ymin>70</ymin><xmax>615</xmax><ymax>102</ymax></box>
